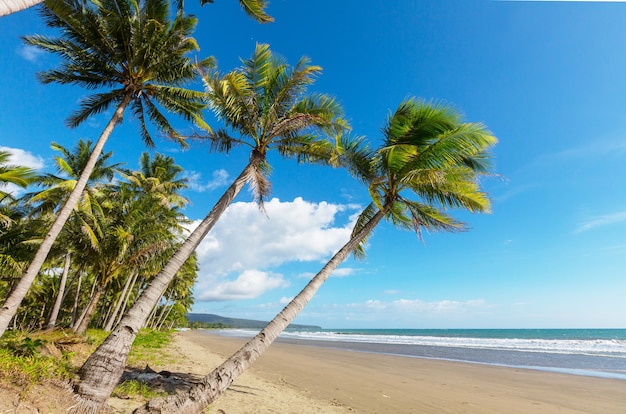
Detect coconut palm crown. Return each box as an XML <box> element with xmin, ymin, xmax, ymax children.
<box><xmin>25</xmin><ymin>0</ymin><xmax>210</xmax><ymax>145</ymax></box>
<box><xmin>350</xmin><ymin>98</ymin><xmax>495</xmax><ymax>255</ymax></box>
<box><xmin>202</xmin><ymin>42</ymin><xmax>348</xmax><ymax>205</ymax></box>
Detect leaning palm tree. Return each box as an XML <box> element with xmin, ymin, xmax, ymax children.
<box><xmin>0</xmin><ymin>0</ymin><xmax>208</xmax><ymax>336</ymax></box>
<box><xmin>136</xmin><ymin>98</ymin><xmax>497</xmax><ymax>413</ymax></box>
<box><xmin>74</xmin><ymin>43</ymin><xmax>348</xmax><ymax>410</ymax></box>
<box><xmin>24</xmin><ymin>140</ymin><xmax>119</xmax><ymax>329</ymax></box>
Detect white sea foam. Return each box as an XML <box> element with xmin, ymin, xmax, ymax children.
<box><xmin>214</xmin><ymin>329</ymin><xmax>626</xmax><ymax>358</ymax></box>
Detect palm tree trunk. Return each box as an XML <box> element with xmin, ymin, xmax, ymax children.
<box><xmin>0</xmin><ymin>0</ymin><xmax>42</xmax><ymax>17</ymax></box>
<box><xmin>0</xmin><ymin>94</ymin><xmax>132</xmax><ymax>337</ymax></box>
<box><xmin>73</xmin><ymin>273</ymin><xmax>97</xmax><ymax>331</ymax></box>
<box><xmin>74</xmin><ymin>152</ymin><xmax>263</xmax><ymax>410</ymax></box>
<box><xmin>97</xmin><ymin>292</ymin><xmax>114</xmax><ymax>328</ymax></box>
<box><xmin>135</xmin><ymin>210</ymin><xmax>385</xmax><ymax>414</ymax></box>
<box><xmin>103</xmin><ymin>271</ymin><xmax>135</xmax><ymax>332</ymax></box>
<box><xmin>73</xmin><ymin>283</ymin><xmax>104</xmax><ymax>335</ymax></box>
<box><xmin>71</xmin><ymin>270</ymin><xmax>83</xmax><ymax>326</ymax></box>
<box><xmin>114</xmin><ymin>271</ymin><xmax>138</xmax><ymax>327</ymax></box>
<box><xmin>156</xmin><ymin>303</ymin><xmax>174</xmax><ymax>331</ymax></box>
<box><xmin>145</xmin><ymin>299</ymin><xmax>160</xmax><ymax>329</ymax></box>
<box><xmin>46</xmin><ymin>252</ymin><xmax>71</xmax><ymax>329</ymax></box>
<box><xmin>153</xmin><ymin>297</ymin><xmax>171</xmax><ymax>329</ymax></box>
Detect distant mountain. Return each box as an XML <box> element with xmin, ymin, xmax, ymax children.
<box><xmin>186</xmin><ymin>313</ymin><xmax>322</xmax><ymax>330</ymax></box>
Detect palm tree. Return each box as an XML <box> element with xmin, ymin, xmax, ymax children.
<box><xmin>0</xmin><ymin>0</ymin><xmax>272</xmax><ymax>21</ymax></box>
<box><xmin>118</xmin><ymin>152</ymin><xmax>190</xmax><ymax>210</ymax></box>
<box><xmin>0</xmin><ymin>150</ymin><xmax>38</xmax><ymax>311</ymax></box>
<box><xmin>0</xmin><ymin>0</ymin><xmax>207</xmax><ymax>337</ymax></box>
<box><xmin>102</xmin><ymin>152</ymin><xmax>190</xmax><ymax>332</ymax></box>
<box><xmin>74</xmin><ymin>43</ymin><xmax>348</xmax><ymax>410</ymax></box>
<box><xmin>0</xmin><ymin>150</ymin><xmax>36</xmax><ymax>227</ymax></box>
<box><xmin>136</xmin><ymin>98</ymin><xmax>497</xmax><ymax>413</ymax></box>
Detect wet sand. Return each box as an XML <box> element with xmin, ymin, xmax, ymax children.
<box><xmin>176</xmin><ymin>330</ymin><xmax>626</xmax><ymax>414</ymax></box>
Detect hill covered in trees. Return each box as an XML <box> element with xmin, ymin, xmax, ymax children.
<box><xmin>186</xmin><ymin>313</ymin><xmax>322</xmax><ymax>330</ymax></box>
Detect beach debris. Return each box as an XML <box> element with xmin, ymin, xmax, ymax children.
<box><xmin>119</xmin><ymin>365</ymin><xmax>202</xmax><ymax>394</ymax></box>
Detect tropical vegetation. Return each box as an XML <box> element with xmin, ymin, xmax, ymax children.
<box><xmin>0</xmin><ymin>0</ymin><xmax>498</xmax><ymax>413</ymax></box>
<box><xmin>0</xmin><ymin>0</ymin><xmax>209</xmax><ymax>337</ymax></box>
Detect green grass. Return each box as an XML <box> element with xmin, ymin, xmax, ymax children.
<box><xmin>112</xmin><ymin>379</ymin><xmax>167</xmax><ymax>399</ymax></box>
<box><xmin>126</xmin><ymin>329</ymin><xmax>175</xmax><ymax>368</ymax></box>
<box><xmin>0</xmin><ymin>331</ymin><xmax>76</xmax><ymax>386</ymax></box>
<box><xmin>0</xmin><ymin>328</ymin><xmax>174</xmax><ymax>396</ymax></box>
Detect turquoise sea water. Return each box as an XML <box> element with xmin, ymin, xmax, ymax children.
<box><xmin>212</xmin><ymin>328</ymin><xmax>626</xmax><ymax>380</ymax></box>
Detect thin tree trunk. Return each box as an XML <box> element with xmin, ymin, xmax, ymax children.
<box><xmin>71</xmin><ymin>270</ymin><xmax>84</xmax><ymax>326</ymax></box>
<box><xmin>103</xmin><ymin>271</ymin><xmax>135</xmax><ymax>332</ymax></box>
<box><xmin>37</xmin><ymin>302</ymin><xmax>46</xmax><ymax>330</ymax></box>
<box><xmin>150</xmin><ymin>298</ymin><xmax>170</xmax><ymax>329</ymax></box>
<box><xmin>156</xmin><ymin>303</ymin><xmax>174</xmax><ymax>331</ymax></box>
<box><xmin>135</xmin><ymin>210</ymin><xmax>385</xmax><ymax>413</ymax></box>
<box><xmin>97</xmin><ymin>293</ymin><xmax>113</xmax><ymax>329</ymax></box>
<box><xmin>73</xmin><ymin>283</ymin><xmax>104</xmax><ymax>335</ymax></box>
<box><xmin>114</xmin><ymin>272</ymin><xmax>138</xmax><ymax>327</ymax></box>
<box><xmin>60</xmin><ymin>271</ymin><xmax>80</xmax><ymax>306</ymax></box>
<box><xmin>46</xmin><ymin>252</ymin><xmax>71</xmax><ymax>329</ymax></box>
<box><xmin>0</xmin><ymin>95</ymin><xmax>132</xmax><ymax>337</ymax></box>
<box><xmin>73</xmin><ymin>153</ymin><xmax>263</xmax><ymax>410</ymax></box>
<box><xmin>72</xmin><ymin>274</ymin><xmax>99</xmax><ymax>332</ymax></box>
<box><xmin>0</xmin><ymin>0</ymin><xmax>42</xmax><ymax>17</ymax></box>
<box><xmin>145</xmin><ymin>299</ymin><xmax>160</xmax><ymax>329</ymax></box>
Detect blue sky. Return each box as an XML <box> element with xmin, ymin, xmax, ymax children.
<box><xmin>2</xmin><ymin>0</ymin><xmax>626</xmax><ymax>329</ymax></box>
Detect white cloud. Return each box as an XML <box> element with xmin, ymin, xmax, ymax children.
<box><xmin>353</xmin><ymin>298</ymin><xmax>486</xmax><ymax>313</ymax></box>
<box><xmin>17</xmin><ymin>45</ymin><xmax>45</xmax><ymax>63</ymax></box>
<box><xmin>297</xmin><ymin>266</ymin><xmax>357</xmax><ymax>279</ymax></box>
<box><xmin>0</xmin><ymin>146</ymin><xmax>45</xmax><ymax>196</ymax></box>
<box><xmin>279</xmin><ymin>296</ymin><xmax>293</xmax><ymax>304</ymax></box>
<box><xmin>574</xmin><ymin>211</ymin><xmax>626</xmax><ymax>234</ymax></box>
<box><xmin>0</xmin><ymin>146</ymin><xmax>45</xmax><ymax>170</ymax></box>
<box><xmin>197</xmin><ymin>270</ymin><xmax>289</xmax><ymax>301</ymax></box>
<box><xmin>191</xmin><ymin>197</ymin><xmax>360</xmax><ymax>302</ymax></box>
<box><xmin>185</xmin><ymin>169</ymin><xmax>229</xmax><ymax>192</ymax></box>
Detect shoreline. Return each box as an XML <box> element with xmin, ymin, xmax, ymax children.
<box><xmin>270</xmin><ymin>336</ymin><xmax>626</xmax><ymax>381</ymax></box>
<box><xmin>178</xmin><ymin>329</ymin><xmax>626</xmax><ymax>414</ymax></box>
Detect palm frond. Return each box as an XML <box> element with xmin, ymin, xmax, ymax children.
<box><xmin>67</xmin><ymin>89</ymin><xmax>126</xmax><ymax>128</ymax></box>
<box><xmin>350</xmin><ymin>202</ymin><xmax>379</xmax><ymax>260</ymax></box>
<box><xmin>247</xmin><ymin>158</ymin><xmax>272</xmax><ymax>207</ymax></box>
<box><xmin>403</xmin><ymin>199</ymin><xmax>466</xmax><ymax>235</ymax></box>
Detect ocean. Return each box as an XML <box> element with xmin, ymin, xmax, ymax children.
<box><xmin>210</xmin><ymin>328</ymin><xmax>626</xmax><ymax>380</ymax></box>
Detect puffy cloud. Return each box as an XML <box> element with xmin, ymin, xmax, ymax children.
<box><xmin>197</xmin><ymin>270</ymin><xmax>289</xmax><ymax>301</ymax></box>
<box><xmin>0</xmin><ymin>146</ymin><xmax>44</xmax><ymax>196</ymax></box>
<box><xmin>190</xmin><ymin>197</ymin><xmax>361</xmax><ymax>301</ymax></box>
<box><xmin>0</xmin><ymin>146</ymin><xmax>44</xmax><ymax>169</ymax></box>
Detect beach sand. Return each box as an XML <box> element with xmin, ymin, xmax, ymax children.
<box><xmin>3</xmin><ymin>329</ymin><xmax>624</xmax><ymax>413</ymax></box>
<box><xmin>165</xmin><ymin>330</ymin><xmax>626</xmax><ymax>414</ymax></box>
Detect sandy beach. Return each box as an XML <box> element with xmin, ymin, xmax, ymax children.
<box><xmin>146</xmin><ymin>330</ymin><xmax>626</xmax><ymax>414</ymax></box>
<box><xmin>2</xmin><ymin>329</ymin><xmax>625</xmax><ymax>413</ymax></box>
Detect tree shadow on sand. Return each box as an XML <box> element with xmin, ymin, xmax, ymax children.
<box><xmin>119</xmin><ymin>366</ymin><xmax>262</xmax><ymax>397</ymax></box>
